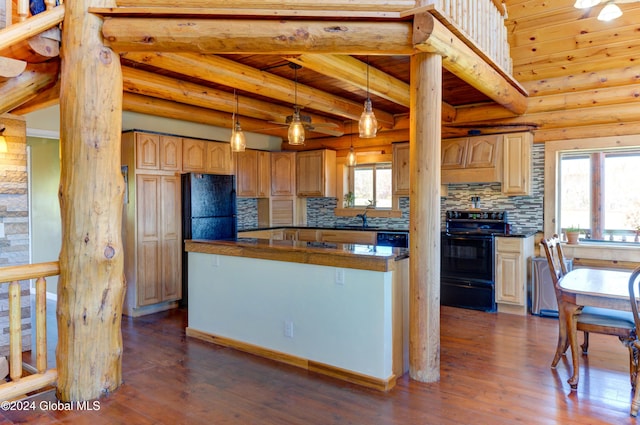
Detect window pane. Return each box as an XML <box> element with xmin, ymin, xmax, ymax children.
<box><xmin>559</xmin><ymin>155</ymin><xmax>590</xmax><ymax>231</ymax></box>
<box><xmin>376</xmin><ymin>167</ymin><xmax>392</xmax><ymax>208</ymax></box>
<box><xmin>604</xmin><ymin>153</ymin><xmax>640</xmax><ymax>232</ymax></box>
<box><xmin>354</xmin><ymin>167</ymin><xmax>373</xmax><ymax>206</ymax></box>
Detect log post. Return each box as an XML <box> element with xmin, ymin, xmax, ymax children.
<box><xmin>409</xmin><ymin>51</ymin><xmax>441</xmax><ymax>383</ymax></box>
<box><xmin>57</xmin><ymin>0</ymin><xmax>124</xmax><ymax>402</ymax></box>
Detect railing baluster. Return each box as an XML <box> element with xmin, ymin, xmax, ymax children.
<box><xmin>16</xmin><ymin>0</ymin><xmax>28</xmax><ymax>22</ymax></box>
<box><xmin>8</xmin><ymin>280</ymin><xmax>22</xmax><ymax>381</ymax></box>
<box><xmin>35</xmin><ymin>276</ymin><xmax>47</xmax><ymax>373</ymax></box>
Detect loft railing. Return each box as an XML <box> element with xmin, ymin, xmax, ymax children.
<box><xmin>0</xmin><ymin>262</ymin><xmax>59</xmax><ymax>402</ymax></box>
<box><xmin>426</xmin><ymin>0</ymin><xmax>512</xmax><ymax>74</ymax></box>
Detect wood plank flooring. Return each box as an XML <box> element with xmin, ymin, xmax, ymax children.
<box><xmin>3</xmin><ymin>305</ymin><xmax>638</xmax><ymax>424</ymax></box>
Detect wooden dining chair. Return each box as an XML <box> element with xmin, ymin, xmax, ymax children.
<box><xmin>627</xmin><ymin>266</ymin><xmax>640</xmax><ymax>417</ymax></box>
<box><xmin>541</xmin><ymin>235</ymin><xmax>636</xmax><ymax>379</ymax></box>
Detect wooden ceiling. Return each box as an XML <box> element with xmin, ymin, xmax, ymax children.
<box><xmin>2</xmin><ymin>0</ymin><xmax>640</xmax><ymax>148</ymax></box>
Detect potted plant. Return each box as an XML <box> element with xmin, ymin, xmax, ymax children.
<box><xmin>344</xmin><ymin>192</ymin><xmax>355</xmax><ymax>208</ymax></box>
<box><xmin>565</xmin><ymin>226</ymin><xmax>580</xmax><ymax>245</ymax></box>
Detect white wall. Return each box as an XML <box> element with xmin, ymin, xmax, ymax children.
<box><xmin>188</xmin><ymin>252</ymin><xmax>394</xmax><ymax>380</ymax></box>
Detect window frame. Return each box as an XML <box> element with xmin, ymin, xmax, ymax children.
<box><xmin>545</xmin><ymin>135</ymin><xmax>640</xmax><ymax>244</ymax></box>
<box><xmin>348</xmin><ymin>161</ymin><xmax>393</xmax><ymax>209</ymax></box>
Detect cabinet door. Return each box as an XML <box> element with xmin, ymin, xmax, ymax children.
<box><xmin>502</xmin><ymin>132</ymin><xmax>532</xmax><ymax>196</ymax></box>
<box><xmin>257</xmin><ymin>151</ymin><xmax>271</xmax><ymax>198</ymax></box>
<box><xmin>160</xmin><ymin>175</ymin><xmax>182</xmax><ymax>301</ymax></box>
<box><xmin>441</xmin><ymin>138</ymin><xmax>467</xmax><ymax>169</ymax></box>
<box><xmin>297</xmin><ymin>150</ymin><xmax>336</xmax><ymax>197</ymax></box>
<box><xmin>466</xmin><ymin>135</ymin><xmax>499</xmax><ymax>168</ymax></box>
<box><xmin>236</xmin><ymin>150</ymin><xmax>258</xmax><ymax>198</ymax></box>
<box><xmin>135</xmin><ymin>133</ymin><xmax>160</xmax><ymax>170</ymax></box>
<box><xmin>182</xmin><ymin>138</ymin><xmax>206</xmax><ymax>172</ymax></box>
<box><xmin>206</xmin><ymin>141</ymin><xmax>233</xmax><ymax>174</ymax></box>
<box><xmin>136</xmin><ymin>175</ymin><xmax>161</xmax><ymax>306</ymax></box>
<box><xmin>392</xmin><ymin>142</ymin><xmax>410</xmax><ymax>196</ymax></box>
<box><xmin>271</xmin><ymin>152</ymin><xmax>296</xmax><ymax>196</ymax></box>
<box><xmin>160</xmin><ymin>136</ymin><xmax>182</xmax><ymax>171</ymax></box>
<box><xmin>271</xmin><ymin>197</ymin><xmax>295</xmax><ymax>226</ymax></box>
<box><xmin>496</xmin><ymin>250</ymin><xmax>522</xmax><ymax>304</ymax></box>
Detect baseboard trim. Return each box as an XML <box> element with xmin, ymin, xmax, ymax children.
<box><xmin>123</xmin><ymin>301</ymin><xmax>179</xmax><ymax>317</ymax></box>
<box><xmin>186</xmin><ymin>327</ymin><xmax>396</xmax><ymax>392</ymax></box>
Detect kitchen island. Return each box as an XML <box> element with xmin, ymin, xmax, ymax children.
<box><xmin>184</xmin><ymin>238</ymin><xmax>409</xmax><ymax>391</ymax></box>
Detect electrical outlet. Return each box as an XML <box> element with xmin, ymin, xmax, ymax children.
<box><xmin>212</xmin><ymin>255</ymin><xmax>220</xmax><ymax>267</ymax></box>
<box><xmin>335</xmin><ymin>269</ymin><xmax>345</xmax><ymax>285</ymax></box>
<box><xmin>284</xmin><ymin>320</ymin><xmax>294</xmax><ymax>338</ymax></box>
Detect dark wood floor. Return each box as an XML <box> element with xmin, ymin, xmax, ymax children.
<box><xmin>4</xmin><ymin>304</ymin><xmax>637</xmax><ymax>424</ymax></box>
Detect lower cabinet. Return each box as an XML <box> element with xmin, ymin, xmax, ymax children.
<box><xmin>123</xmin><ymin>174</ymin><xmax>182</xmax><ymax>316</ymax></box>
<box><xmin>495</xmin><ymin>236</ymin><xmax>533</xmax><ymax>315</ymax></box>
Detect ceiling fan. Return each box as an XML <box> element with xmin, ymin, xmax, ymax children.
<box><xmin>574</xmin><ymin>0</ymin><xmax>637</xmax><ymax>21</ymax></box>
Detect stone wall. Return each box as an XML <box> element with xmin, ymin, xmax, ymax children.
<box><xmin>0</xmin><ymin>114</ymin><xmax>31</xmax><ymax>356</ymax></box>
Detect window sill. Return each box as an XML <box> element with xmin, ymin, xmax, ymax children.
<box><xmin>333</xmin><ymin>208</ymin><xmax>403</xmax><ymax>218</ymax></box>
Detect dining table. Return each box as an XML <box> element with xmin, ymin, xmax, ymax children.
<box><xmin>557</xmin><ymin>267</ymin><xmax>634</xmax><ymax>391</ymax></box>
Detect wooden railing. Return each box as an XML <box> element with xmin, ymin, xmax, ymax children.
<box><xmin>0</xmin><ymin>262</ymin><xmax>59</xmax><ymax>401</ymax></box>
<box><xmin>1</xmin><ymin>0</ymin><xmax>60</xmax><ymax>28</ymax></box>
<box><xmin>427</xmin><ymin>0</ymin><xmax>512</xmax><ymax>74</ymax></box>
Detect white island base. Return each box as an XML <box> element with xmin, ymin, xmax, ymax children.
<box><xmin>185</xmin><ymin>249</ymin><xmax>408</xmax><ymax>391</ymax></box>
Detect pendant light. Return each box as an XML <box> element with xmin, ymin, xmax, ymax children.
<box><xmin>346</xmin><ymin>123</ymin><xmax>357</xmax><ymax>167</ymax></box>
<box><xmin>359</xmin><ymin>57</ymin><xmax>377</xmax><ymax>139</ymax></box>
<box><xmin>230</xmin><ymin>90</ymin><xmax>246</xmax><ymax>152</ymax></box>
<box><xmin>288</xmin><ymin>64</ymin><xmax>305</xmax><ymax>145</ymax></box>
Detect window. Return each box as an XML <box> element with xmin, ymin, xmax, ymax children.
<box><xmin>351</xmin><ymin>162</ymin><xmax>392</xmax><ymax>208</ymax></box>
<box><xmin>559</xmin><ymin>149</ymin><xmax>640</xmax><ymax>242</ymax></box>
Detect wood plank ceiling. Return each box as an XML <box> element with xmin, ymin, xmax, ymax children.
<box><xmin>2</xmin><ymin>0</ymin><xmax>640</xmax><ymax>150</ymax></box>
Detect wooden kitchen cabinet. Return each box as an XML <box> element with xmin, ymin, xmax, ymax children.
<box><xmin>392</xmin><ymin>142</ymin><xmax>410</xmax><ymax>196</ymax></box>
<box><xmin>271</xmin><ymin>151</ymin><xmax>296</xmax><ymax>196</ymax></box>
<box><xmin>205</xmin><ymin>141</ymin><xmax>234</xmax><ymax>174</ymax></box>
<box><xmin>182</xmin><ymin>138</ymin><xmax>206</xmax><ymax>172</ymax></box>
<box><xmin>495</xmin><ymin>236</ymin><xmax>533</xmax><ymax>315</ymax></box>
<box><xmin>159</xmin><ymin>135</ymin><xmax>182</xmax><ymax>171</ymax></box>
<box><xmin>296</xmin><ymin>149</ymin><xmax>336</xmax><ymax>197</ymax></box>
<box><xmin>442</xmin><ymin>135</ymin><xmax>501</xmax><ymax>184</ymax></box>
<box><xmin>134</xmin><ymin>132</ymin><xmax>160</xmax><ymax>170</ymax></box>
<box><xmin>121</xmin><ymin>131</ymin><xmax>182</xmax><ymax>317</ymax></box>
<box><xmin>502</xmin><ymin>132</ymin><xmax>533</xmax><ymax>196</ymax></box>
<box><xmin>236</xmin><ymin>149</ymin><xmax>270</xmax><ymax>198</ymax></box>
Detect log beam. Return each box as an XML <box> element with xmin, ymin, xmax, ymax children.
<box><xmin>0</xmin><ymin>5</ymin><xmax>64</xmax><ymax>51</ymax></box>
<box><xmin>287</xmin><ymin>54</ymin><xmax>411</xmax><ymax>107</ymax></box>
<box><xmin>409</xmin><ymin>51</ymin><xmax>441</xmax><ymax>383</ymax></box>
<box><xmin>123</xmin><ymin>93</ymin><xmax>289</xmax><ymax>139</ymax></box>
<box><xmin>121</xmin><ymin>52</ymin><xmax>395</xmax><ymax>127</ymax></box>
<box><xmin>102</xmin><ymin>18</ymin><xmax>414</xmax><ymax>55</ymax></box>
<box><xmin>9</xmin><ymin>79</ymin><xmax>60</xmax><ymax>115</ymax></box>
<box><xmin>0</xmin><ymin>61</ymin><xmax>59</xmax><ymax>113</ymax></box>
<box><xmin>122</xmin><ymin>66</ymin><xmax>344</xmax><ymax>136</ymax></box>
<box><xmin>115</xmin><ymin>0</ymin><xmax>416</xmax><ymax>11</ymax></box>
<box><xmin>0</xmin><ymin>56</ymin><xmax>26</xmax><ymax>81</ymax></box>
<box><xmin>413</xmin><ymin>13</ymin><xmax>528</xmax><ymax>115</ymax></box>
<box><xmin>57</xmin><ymin>0</ymin><xmax>125</xmax><ymax>402</ymax></box>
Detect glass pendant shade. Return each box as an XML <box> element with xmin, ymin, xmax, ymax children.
<box><xmin>288</xmin><ymin>113</ymin><xmax>305</xmax><ymax>145</ymax></box>
<box><xmin>598</xmin><ymin>2</ymin><xmax>622</xmax><ymax>20</ymax></box>
<box><xmin>346</xmin><ymin>146</ymin><xmax>357</xmax><ymax>167</ymax></box>
<box><xmin>359</xmin><ymin>98</ymin><xmax>378</xmax><ymax>138</ymax></box>
<box><xmin>230</xmin><ymin>121</ymin><xmax>246</xmax><ymax>152</ymax></box>
<box><xmin>574</xmin><ymin>0</ymin><xmax>601</xmax><ymax>8</ymax></box>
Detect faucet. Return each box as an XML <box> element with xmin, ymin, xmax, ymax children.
<box><xmin>355</xmin><ymin>211</ymin><xmax>368</xmax><ymax>228</ymax></box>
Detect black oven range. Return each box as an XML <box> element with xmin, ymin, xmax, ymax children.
<box><xmin>441</xmin><ymin>210</ymin><xmax>510</xmax><ymax>312</ymax></box>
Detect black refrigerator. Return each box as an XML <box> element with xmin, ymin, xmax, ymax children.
<box><xmin>181</xmin><ymin>173</ymin><xmax>237</xmax><ymax>307</ymax></box>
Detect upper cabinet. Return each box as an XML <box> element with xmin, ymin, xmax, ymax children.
<box><xmin>271</xmin><ymin>152</ymin><xmax>296</xmax><ymax>196</ymax></box>
<box><xmin>441</xmin><ymin>135</ymin><xmax>501</xmax><ymax>184</ymax></box>
<box><xmin>205</xmin><ymin>142</ymin><xmax>234</xmax><ymax>175</ymax></box>
<box><xmin>159</xmin><ymin>136</ymin><xmax>182</xmax><ymax>171</ymax></box>
<box><xmin>296</xmin><ymin>149</ymin><xmax>336</xmax><ymax>197</ymax></box>
<box><xmin>135</xmin><ymin>132</ymin><xmax>160</xmax><ymax>170</ymax></box>
<box><xmin>502</xmin><ymin>132</ymin><xmax>533</xmax><ymax>196</ymax></box>
<box><xmin>182</xmin><ymin>138</ymin><xmax>207</xmax><ymax>173</ymax></box>
<box><xmin>236</xmin><ymin>149</ymin><xmax>270</xmax><ymax>198</ymax></box>
<box><xmin>392</xmin><ymin>142</ymin><xmax>410</xmax><ymax>196</ymax></box>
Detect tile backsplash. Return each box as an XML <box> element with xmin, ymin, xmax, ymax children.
<box><xmin>238</xmin><ymin>143</ymin><xmax>545</xmax><ymax>233</ymax></box>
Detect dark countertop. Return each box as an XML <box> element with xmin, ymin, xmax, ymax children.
<box><xmin>239</xmin><ymin>225</ymin><xmax>409</xmax><ymax>233</ymax></box>
<box><xmin>185</xmin><ymin>238</ymin><xmax>409</xmax><ymax>272</ymax></box>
